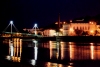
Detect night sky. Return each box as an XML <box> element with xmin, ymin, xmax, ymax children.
<box><xmin>1</xmin><ymin>0</ymin><xmax>100</xmax><ymax>31</ymax></box>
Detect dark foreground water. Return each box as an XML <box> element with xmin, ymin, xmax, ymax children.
<box><xmin>1</xmin><ymin>38</ymin><xmax>100</xmax><ymax>67</ymax></box>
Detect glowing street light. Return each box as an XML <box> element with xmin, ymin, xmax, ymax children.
<box><xmin>90</xmin><ymin>30</ymin><xmax>94</xmax><ymax>33</ymax></box>
<box><xmin>34</xmin><ymin>23</ymin><xmax>38</xmax><ymax>27</ymax></box>
<box><xmin>33</xmin><ymin>23</ymin><xmax>38</xmax><ymax>35</ymax></box>
<box><xmin>69</xmin><ymin>28</ymin><xmax>74</xmax><ymax>32</ymax></box>
<box><xmin>10</xmin><ymin>21</ymin><xmax>13</xmax><ymax>24</ymax></box>
<box><xmin>10</xmin><ymin>20</ymin><xmax>13</xmax><ymax>34</ymax></box>
<box><xmin>60</xmin><ymin>28</ymin><xmax>63</xmax><ymax>31</ymax></box>
<box><xmin>69</xmin><ymin>28</ymin><xmax>74</xmax><ymax>36</ymax></box>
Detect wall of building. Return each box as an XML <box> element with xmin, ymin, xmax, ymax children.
<box><xmin>62</xmin><ymin>21</ymin><xmax>97</xmax><ymax>36</ymax></box>
<box><xmin>70</xmin><ymin>23</ymin><xmax>89</xmax><ymax>31</ymax></box>
<box><xmin>43</xmin><ymin>29</ymin><xmax>56</xmax><ymax>36</ymax></box>
<box><xmin>62</xmin><ymin>24</ymin><xmax>70</xmax><ymax>36</ymax></box>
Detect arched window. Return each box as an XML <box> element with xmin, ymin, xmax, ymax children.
<box><xmin>85</xmin><ymin>27</ymin><xmax>87</xmax><ymax>30</ymax></box>
<box><xmin>77</xmin><ymin>26</ymin><xmax>78</xmax><ymax>29</ymax></box>
<box><xmin>88</xmin><ymin>27</ymin><xmax>90</xmax><ymax>30</ymax></box>
<box><xmin>83</xmin><ymin>27</ymin><xmax>84</xmax><ymax>30</ymax></box>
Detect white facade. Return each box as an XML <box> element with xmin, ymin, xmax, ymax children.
<box><xmin>70</xmin><ymin>23</ymin><xmax>89</xmax><ymax>31</ymax></box>
<box><xmin>62</xmin><ymin>24</ymin><xmax>70</xmax><ymax>36</ymax></box>
<box><xmin>43</xmin><ymin>29</ymin><xmax>56</xmax><ymax>36</ymax></box>
<box><xmin>62</xmin><ymin>21</ymin><xmax>97</xmax><ymax>36</ymax></box>
<box><xmin>43</xmin><ymin>21</ymin><xmax>97</xmax><ymax>36</ymax></box>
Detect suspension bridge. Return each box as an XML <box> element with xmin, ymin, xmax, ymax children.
<box><xmin>1</xmin><ymin>20</ymin><xmax>43</xmax><ymax>38</ymax></box>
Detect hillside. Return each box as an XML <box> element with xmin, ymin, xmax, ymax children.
<box><xmin>73</xmin><ymin>14</ymin><xmax>100</xmax><ymax>24</ymax></box>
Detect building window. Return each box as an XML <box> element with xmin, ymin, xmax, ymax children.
<box><xmin>85</xmin><ymin>27</ymin><xmax>87</xmax><ymax>30</ymax></box>
<box><xmin>80</xmin><ymin>27</ymin><xmax>81</xmax><ymax>30</ymax></box>
<box><xmin>83</xmin><ymin>27</ymin><xmax>84</xmax><ymax>30</ymax></box>
<box><xmin>88</xmin><ymin>27</ymin><xmax>90</xmax><ymax>30</ymax></box>
<box><xmin>73</xmin><ymin>27</ymin><xmax>75</xmax><ymax>29</ymax></box>
<box><xmin>77</xmin><ymin>27</ymin><xmax>78</xmax><ymax>29</ymax></box>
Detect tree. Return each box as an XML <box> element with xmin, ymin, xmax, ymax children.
<box><xmin>38</xmin><ymin>32</ymin><xmax>42</xmax><ymax>35</ymax></box>
<box><xmin>94</xmin><ymin>30</ymin><xmax>98</xmax><ymax>36</ymax></box>
<box><xmin>74</xmin><ymin>29</ymin><xmax>83</xmax><ymax>36</ymax></box>
<box><xmin>82</xmin><ymin>31</ymin><xmax>88</xmax><ymax>36</ymax></box>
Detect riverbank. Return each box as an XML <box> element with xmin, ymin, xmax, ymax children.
<box><xmin>1</xmin><ymin>36</ymin><xmax>100</xmax><ymax>42</ymax></box>
<box><xmin>39</xmin><ymin>36</ymin><xmax>100</xmax><ymax>42</ymax></box>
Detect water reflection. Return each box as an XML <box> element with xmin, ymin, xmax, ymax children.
<box><xmin>6</xmin><ymin>38</ymin><xmax>22</xmax><ymax>62</ymax></box>
<box><xmin>49</xmin><ymin>41</ymin><xmax>100</xmax><ymax>61</ymax></box>
<box><xmin>43</xmin><ymin>62</ymin><xmax>73</xmax><ymax>67</ymax></box>
<box><xmin>49</xmin><ymin>41</ymin><xmax>60</xmax><ymax>59</ymax></box>
<box><xmin>3</xmin><ymin>39</ymin><xmax>100</xmax><ymax>67</ymax></box>
<box><xmin>30</xmin><ymin>39</ymin><xmax>38</xmax><ymax>66</ymax></box>
<box><xmin>90</xmin><ymin>43</ymin><xmax>94</xmax><ymax>60</ymax></box>
<box><xmin>49</xmin><ymin>41</ymin><xmax>70</xmax><ymax>61</ymax></box>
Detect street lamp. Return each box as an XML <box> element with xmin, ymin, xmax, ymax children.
<box><xmin>69</xmin><ymin>28</ymin><xmax>74</xmax><ymax>36</ymax></box>
<box><xmin>10</xmin><ymin>20</ymin><xmax>13</xmax><ymax>34</ymax></box>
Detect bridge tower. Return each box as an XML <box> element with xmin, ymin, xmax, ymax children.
<box><xmin>3</xmin><ymin>20</ymin><xmax>19</xmax><ymax>43</ymax></box>
<box><xmin>32</xmin><ymin>23</ymin><xmax>38</xmax><ymax>35</ymax></box>
<box><xmin>3</xmin><ymin>20</ymin><xmax>19</xmax><ymax>34</ymax></box>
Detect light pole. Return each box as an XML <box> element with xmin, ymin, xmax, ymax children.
<box><xmin>10</xmin><ymin>21</ymin><xmax>13</xmax><ymax>34</ymax></box>
<box><xmin>33</xmin><ymin>23</ymin><xmax>38</xmax><ymax>36</ymax></box>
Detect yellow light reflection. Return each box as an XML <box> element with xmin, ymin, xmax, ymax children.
<box><xmin>7</xmin><ymin>38</ymin><xmax>22</xmax><ymax>62</ymax></box>
<box><xmin>49</xmin><ymin>41</ymin><xmax>52</xmax><ymax>59</ymax></box>
<box><xmin>47</xmin><ymin>62</ymin><xmax>62</xmax><ymax>67</ymax></box>
<box><xmin>69</xmin><ymin>45</ymin><xmax>72</xmax><ymax>60</ymax></box>
<box><xmin>68</xmin><ymin>65</ymin><xmax>73</xmax><ymax>67</ymax></box>
<box><xmin>56</xmin><ymin>42</ymin><xmax>60</xmax><ymax>59</ymax></box>
<box><xmin>90</xmin><ymin>43</ymin><xmax>94</xmax><ymax>60</ymax></box>
<box><xmin>61</xmin><ymin>42</ymin><xmax>64</xmax><ymax>60</ymax></box>
<box><xmin>59</xmin><ymin>64</ymin><xmax>63</xmax><ymax>67</ymax></box>
<box><xmin>19</xmin><ymin>39</ymin><xmax>22</xmax><ymax>57</ymax></box>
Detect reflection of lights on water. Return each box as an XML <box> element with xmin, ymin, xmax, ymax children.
<box><xmin>6</xmin><ymin>56</ymin><xmax>21</xmax><ymax>62</ymax></box>
<box><xmin>47</xmin><ymin>62</ymin><xmax>63</xmax><ymax>67</ymax></box>
<box><xmin>7</xmin><ymin>38</ymin><xmax>22</xmax><ymax>62</ymax></box>
<box><xmin>30</xmin><ymin>47</ymin><xmax>38</xmax><ymax>66</ymax></box>
<box><xmin>90</xmin><ymin>43</ymin><xmax>94</xmax><ymax>60</ymax></box>
<box><xmin>33</xmin><ymin>40</ymin><xmax>38</xmax><ymax>60</ymax></box>
<box><xmin>56</xmin><ymin>42</ymin><xmax>60</xmax><ymax>59</ymax></box>
<box><xmin>61</xmin><ymin>43</ymin><xmax>64</xmax><ymax>60</ymax></box>
<box><xmin>47</xmin><ymin>62</ymin><xmax>58</xmax><ymax>67</ymax></box>
<box><xmin>68</xmin><ymin>65</ymin><xmax>73</xmax><ymax>67</ymax></box>
<box><xmin>69</xmin><ymin>45</ymin><xmax>72</xmax><ymax>60</ymax></box>
<box><xmin>33</xmin><ymin>40</ymin><xmax>38</xmax><ymax>44</ymax></box>
<box><xmin>69</xmin><ymin>62</ymin><xmax>73</xmax><ymax>66</ymax></box>
<box><xmin>12</xmin><ymin>56</ymin><xmax>20</xmax><ymax>62</ymax></box>
<box><xmin>6</xmin><ymin>56</ymin><xmax>11</xmax><ymax>60</ymax></box>
<box><xmin>50</xmin><ymin>48</ymin><xmax>52</xmax><ymax>59</ymax></box>
<box><xmin>59</xmin><ymin>64</ymin><xmax>63</xmax><ymax>67</ymax></box>
<box><xmin>10</xmin><ymin>44</ymin><xmax>14</xmax><ymax>56</ymax></box>
<box><xmin>30</xmin><ymin>59</ymin><xmax>36</xmax><ymax>66</ymax></box>
<box><xmin>49</xmin><ymin>41</ymin><xmax>54</xmax><ymax>59</ymax></box>
<box><xmin>34</xmin><ymin>46</ymin><xmax>38</xmax><ymax>60</ymax></box>
<box><xmin>49</xmin><ymin>41</ymin><xmax>52</xmax><ymax>49</ymax></box>
<box><xmin>30</xmin><ymin>41</ymin><xmax>38</xmax><ymax>66</ymax></box>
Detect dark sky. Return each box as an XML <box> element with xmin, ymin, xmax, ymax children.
<box><xmin>1</xmin><ymin>0</ymin><xmax>100</xmax><ymax>30</ymax></box>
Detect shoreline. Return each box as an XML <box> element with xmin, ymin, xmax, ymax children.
<box><xmin>1</xmin><ymin>36</ymin><xmax>100</xmax><ymax>42</ymax></box>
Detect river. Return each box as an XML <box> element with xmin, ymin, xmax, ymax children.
<box><xmin>1</xmin><ymin>38</ymin><xmax>100</xmax><ymax>67</ymax></box>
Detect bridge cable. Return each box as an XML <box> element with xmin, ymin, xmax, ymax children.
<box><xmin>2</xmin><ymin>23</ymin><xmax>11</xmax><ymax>33</ymax></box>
<box><xmin>12</xmin><ymin>24</ymin><xmax>19</xmax><ymax>33</ymax></box>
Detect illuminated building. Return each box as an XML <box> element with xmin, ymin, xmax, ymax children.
<box><xmin>62</xmin><ymin>20</ymin><xmax>97</xmax><ymax>36</ymax></box>
<box><xmin>43</xmin><ymin>29</ymin><xmax>56</xmax><ymax>36</ymax></box>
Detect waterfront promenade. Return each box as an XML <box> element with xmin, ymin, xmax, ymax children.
<box><xmin>1</xmin><ymin>36</ymin><xmax>100</xmax><ymax>42</ymax></box>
